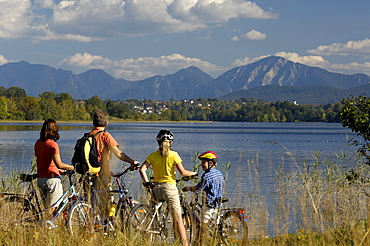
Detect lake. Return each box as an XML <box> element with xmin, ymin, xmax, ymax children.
<box><xmin>0</xmin><ymin>121</ymin><xmax>359</xmax><ymax>236</ymax></box>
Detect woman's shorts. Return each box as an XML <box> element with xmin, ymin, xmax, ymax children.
<box><xmin>37</xmin><ymin>177</ymin><xmax>63</xmax><ymax>208</ymax></box>
<box><xmin>153</xmin><ymin>182</ymin><xmax>181</xmax><ymax>214</ymax></box>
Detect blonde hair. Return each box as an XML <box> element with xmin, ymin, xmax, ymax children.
<box><xmin>159</xmin><ymin>140</ymin><xmax>171</xmax><ymax>158</ymax></box>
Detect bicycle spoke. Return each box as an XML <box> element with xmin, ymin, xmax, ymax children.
<box><xmin>68</xmin><ymin>201</ymin><xmax>93</xmax><ymax>235</ymax></box>
<box><xmin>220</xmin><ymin>211</ymin><xmax>248</xmax><ymax>244</ymax></box>
<box><xmin>0</xmin><ymin>197</ymin><xmax>40</xmax><ymax>228</ymax></box>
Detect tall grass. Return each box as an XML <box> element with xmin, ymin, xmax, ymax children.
<box><xmin>0</xmin><ymin>148</ymin><xmax>370</xmax><ymax>245</ymax></box>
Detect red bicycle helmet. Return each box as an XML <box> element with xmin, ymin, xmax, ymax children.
<box><xmin>198</xmin><ymin>151</ymin><xmax>218</xmax><ymax>164</ymax></box>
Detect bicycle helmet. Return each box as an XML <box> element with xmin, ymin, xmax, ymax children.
<box><xmin>156</xmin><ymin>129</ymin><xmax>174</xmax><ymax>142</ymax></box>
<box><xmin>198</xmin><ymin>151</ymin><xmax>218</xmax><ymax>164</ymax></box>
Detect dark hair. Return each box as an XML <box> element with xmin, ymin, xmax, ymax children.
<box><xmin>93</xmin><ymin>110</ymin><xmax>109</xmax><ymax>127</ymax></box>
<box><xmin>40</xmin><ymin>119</ymin><xmax>60</xmax><ymax>142</ymax></box>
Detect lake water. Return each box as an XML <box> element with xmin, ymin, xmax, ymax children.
<box><xmin>0</xmin><ymin>121</ymin><xmax>359</xmax><ymax>236</ymax></box>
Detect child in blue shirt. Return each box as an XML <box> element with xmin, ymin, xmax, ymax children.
<box><xmin>182</xmin><ymin>151</ymin><xmax>224</xmax><ymax>223</ymax></box>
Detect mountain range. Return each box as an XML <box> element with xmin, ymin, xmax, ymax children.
<box><xmin>0</xmin><ymin>56</ymin><xmax>369</xmax><ymax>104</ymax></box>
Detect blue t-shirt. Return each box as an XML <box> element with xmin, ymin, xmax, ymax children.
<box><xmin>196</xmin><ymin>168</ymin><xmax>224</xmax><ymax>207</ymax></box>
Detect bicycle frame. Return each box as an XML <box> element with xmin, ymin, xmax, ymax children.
<box><xmin>111</xmin><ymin>167</ymin><xmax>137</xmax><ymax>214</ymax></box>
<box><xmin>0</xmin><ymin>170</ymin><xmax>81</xmax><ymax>228</ymax></box>
<box><xmin>146</xmin><ymin>200</ymin><xmax>165</xmax><ymax>235</ymax></box>
<box><xmin>75</xmin><ymin>167</ymin><xmax>137</xmax><ymax>233</ymax></box>
<box><xmin>50</xmin><ymin>173</ymin><xmax>80</xmax><ymax>222</ymax></box>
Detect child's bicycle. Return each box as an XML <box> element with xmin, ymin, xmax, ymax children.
<box><xmin>128</xmin><ymin>176</ymin><xmax>195</xmax><ymax>244</ymax></box>
<box><xmin>0</xmin><ymin>170</ymin><xmax>80</xmax><ymax>229</ymax></box>
<box><xmin>67</xmin><ymin>166</ymin><xmax>138</xmax><ymax>235</ymax></box>
<box><xmin>188</xmin><ymin>191</ymin><xmax>248</xmax><ymax>245</ymax></box>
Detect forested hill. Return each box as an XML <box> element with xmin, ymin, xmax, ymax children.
<box><xmin>0</xmin><ymin>86</ymin><xmax>343</xmax><ymax>123</ymax></box>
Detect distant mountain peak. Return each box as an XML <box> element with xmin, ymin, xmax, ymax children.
<box><xmin>172</xmin><ymin>66</ymin><xmax>214</xmax><ymax>79</ymax></box>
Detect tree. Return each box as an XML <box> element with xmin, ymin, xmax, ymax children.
<box><xmin>339</xmin><ymin>95</ymin><xmax>370</xmax><ymax>162</ymax></box>
<box><xmin>0</xmin><ymin>96</ymin><xmax>8</xmax><ymax>119</ymax></box>
<box><xmin>6</xmin><ymin>87</ymin><xmax>27</xmax><ymax>99</ymax></box>
<box><xmin>85</xmin><ymin>95</ymin><xmax>106</xmax><ymax>115</ymax></box>
<box><xmin>39</xmin><ymin>92</ymin><xmax>59</xmax><ymax>119</ymax></box>
<box><xmin>20</xmin><ymin>96</ymin><xmax>42</xmax><ymax>120</ymax></box>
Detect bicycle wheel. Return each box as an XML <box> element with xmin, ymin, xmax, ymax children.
<box><xmin>68</xmin><ymin>201</ymin><xmax>93</xmax><ymax>235</ymax></box>
<box><xmin>128</xmin><ymin>203</ymin><xmax>151</xmax><ymax>232</ymax></box>
<box><xmin>220</xmin><ymin>211</ymin><xmax>248</xmax><ymax>245</ymax></box>
<box><xmin>182</xmin><ymin>204</ymin><xmax>195</xmax><ymax>245</ymax></box>
<box><xmin>129</xmin><ymin>203</ymin><xmax>163</xmax><ymax>243</ymax></box>
<box><xmin>114</xmin><ymin>201</ymin><xmax>131</xmax><ymax>231</ymax></box>
<box><xmin>0</xmin><ymin>196</ymin><xmax>40</xmax><ymax>227</ymax></box>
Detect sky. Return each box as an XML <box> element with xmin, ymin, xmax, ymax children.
<box><xmin>0</xmin><ymin>0</ymin><xmax>369</xmax><ymax>81</ymax></box>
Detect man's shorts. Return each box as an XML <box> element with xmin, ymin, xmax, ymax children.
<box><xmin>153</xmin><ymin>182</ymin><xmax>181</xmax><ymax>214</ymax></box>
<box><xmin>37</xmin><ymin>177</ymin><xmax>63</xmax><ymax>208</ymax></box>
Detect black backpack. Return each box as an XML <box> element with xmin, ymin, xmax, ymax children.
<box><xmin>71</xmin><ymin>131</ymin><xmax>104</xmax><ymax>175</ymax></box>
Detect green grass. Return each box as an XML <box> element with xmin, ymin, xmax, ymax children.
<box><xmin>1</xmin><ymin>150</ymin><xmax>370</xmax><ymax>245</ymax></box>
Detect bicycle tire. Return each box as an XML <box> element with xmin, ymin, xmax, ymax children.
<box><xmin>128</xmin><ymin>203</ymin><xmax>151</xmax><ymax>232</ymax></box>
<box><xmin>220</xmin><ymin>210</ymin><xmax>248</xmax><ymax>245</ymax></box>
<box><xmin>67</xmin><ymin>201</ymin><xmax>93</xmax><ymax>235</ymax></box>
<box><xmin>129</xmin><ymin>203</ymin><xmax>163</xmax><ymax>243</ymax></box>
<box><xmin>114</xmin><ymin>200</ymin><xmax>131</xmax><ymax>231</ymax></box>
<box><xmin>0</xmin><ymin>196</ymin><xmax>40</xmax><ymax>227</ymax></box>
<box><xmin>182</xmin><ymin>204</ymin><xmax>195</xmax><ymax>245</ymax></box>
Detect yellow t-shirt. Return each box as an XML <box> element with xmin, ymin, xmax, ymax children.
<box><xmin>145</xmin><ymin>150</ymin><xmax>182</xmax><ymax>185</ymax></box>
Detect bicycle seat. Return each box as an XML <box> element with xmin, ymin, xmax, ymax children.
<box><xmin>221</xmin><ymin>198</ymin><xmax>229</xmax><ymax>203</ymax></box>
<box><xmin>20</xmin><ymin>174</ymin><xmax>39</xmax><ymax>182</ymax></box>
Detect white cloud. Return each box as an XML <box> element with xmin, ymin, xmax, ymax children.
<box><xmin>0</xmin><ymin>0</ymin><xmax>277</xmax><ymax>41</ymax></box>
<box><xmin>0</xmin><ymin>55</ymin><xmax>12</xmax><ymax>66</ymax></box>
<box><xmin>0</xmin><ymin>0</ymin><xmax>33</xmax><ymax>38</ymax></box>
<box><xmin>241</xmin><ymin>29</ymin><xmax>266</xmax><ymax>40</ymax></box>
<box><xmin>200</xmin><ymin>35</ymin><xmax>212</xmax><ymax>40</ymax></box>
<box><xmin>168</xmin><ymin>0</ymin><xmax>277</xmax><ymax>22</ymax></box>
<box><xmin>59</xmin><ymin>52</ymin><xmax>226</xmax><ymax>80</ymax></box>
<box><xmin>308</xmin><ymin>39</ymin><xmax>370</xmax><ymax>56</ymax></box>
<box><xmin>330</xmin><ymin>62</ymin><xmax>370</xmax><ymax>75</ymax></box>
<box><xmin>231</xmin><ymin>36</ymin><xmax>240</xmax><ymax>41</ymax></box>
<box><xmin>274</xmin><ymin>52</ymin><xmax>329</xmax><ymax>67</ymax></box>
<box><xmin>233</xmin><ymin>56</ymin><xmax>266</xmax><ymax>67</ymax></box>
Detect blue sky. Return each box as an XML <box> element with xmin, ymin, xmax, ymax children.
<box><xmin>0</xmin><ymin>0</ymin><xmax>369</xmax><ymax>81</ymax></box>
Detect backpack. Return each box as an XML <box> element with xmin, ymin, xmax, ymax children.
<box><xmin>71</xmin><ymin>131</ymin><xmax>104</xmax><ymax>175</ymax></box>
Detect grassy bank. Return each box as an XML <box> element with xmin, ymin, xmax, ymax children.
<box><xmin>0</xmin><ymin>149</ymin><xmax>369</xmax><ymax>245</ymax></box>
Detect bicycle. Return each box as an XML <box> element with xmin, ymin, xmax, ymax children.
<box><xmin>109</xmin><ymin>166</ymin><xmax>139</xmax><ymax>230</ymax></box>
<box><xmin>188</xmin><ymin>191</ymin><xmax>248</xmax><ymax>245</ymax></box>
<box><xmin>128</xmin><ymin>176</ymin><xmax>195</xmax><ymax>244</ymax></box>
<box><xmin>67</xmin><ymin>166</ymin><xmax>138</xmax><ymax>235</ymax></box>
<box><xmin>0</xmin><ymin>170</ymin><xmax>80</xmax><ymax>229</ymax></box>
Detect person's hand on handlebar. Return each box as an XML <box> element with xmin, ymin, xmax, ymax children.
<box><xmin>183</xmin><ymin>173</ymin><xmax>198</xmax><ymax>181</ymax></box>
<box><xmin>182</xmin><ymin>185</ymin><xmax>198</xmax><ymax>192</ymax></box>
<box><xmin>130</xmin><ymin>161</ymin><xmax>140</xmax><ymax>170</ymax></box>
<box><xmin>143</xmin><ymin>182</ymin><xmax>155</xmax><ymax>189</ymax></box>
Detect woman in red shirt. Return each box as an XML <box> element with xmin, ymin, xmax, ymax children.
<box><xmin>34</xmin><ymin>119</ymin><xmax>74</xmax><ymax>216</ymax></box>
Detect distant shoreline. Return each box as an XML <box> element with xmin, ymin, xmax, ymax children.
<box><xmin>0</xmin><ymin>120</ymin><xmax>210</xmax><ymax>124</ymax></box>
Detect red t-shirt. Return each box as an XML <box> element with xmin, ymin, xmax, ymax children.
<box><xmin>34</xmin><ymin>139</ymin><xmax>61</xmax><ymax>178</ymax></box>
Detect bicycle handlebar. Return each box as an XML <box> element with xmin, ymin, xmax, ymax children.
<box><xmin>178</xmin><ymin>174</ymin><xmax>198</xmax><ymax>182</ymax></box>
<box><xmin>112</xmin><ymin>165</ymin><xmax>137</xmax><ymax>178</ymax></box>
<box><xmin>145</xmin><ymin>174</ymin><xmax>198</xmax><ymax>187</ymax></box>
